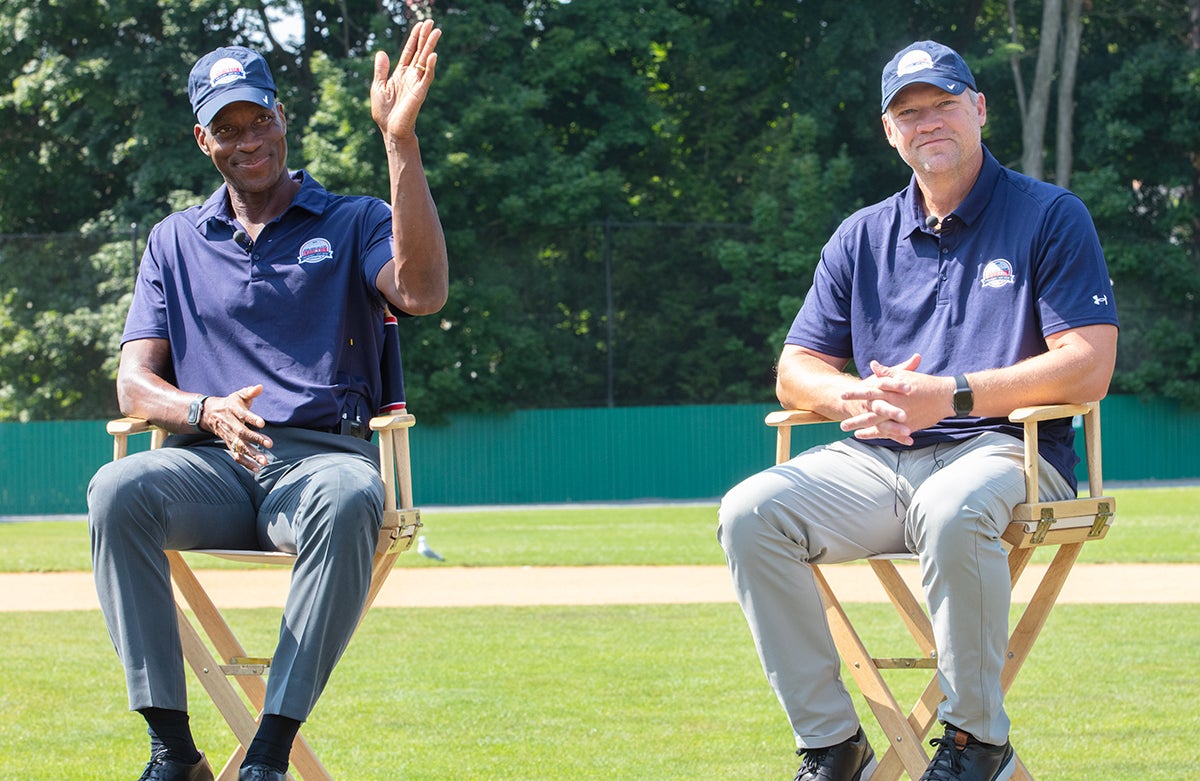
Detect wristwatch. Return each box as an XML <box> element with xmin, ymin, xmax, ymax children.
<box><xmin>187</xmin><ymin>395</ymin><xmax>209</xmax><ymax>432</ymax></box>
<box><xmin>952</xmin><ymin>374</ymin><xmax>973</xmax><ymax>418</ymax></box>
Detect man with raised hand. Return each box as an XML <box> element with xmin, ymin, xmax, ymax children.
<box><xmin>89</xmin><ymin>20</ymin><xmax>447</xmax><ymax>781</ymax></box>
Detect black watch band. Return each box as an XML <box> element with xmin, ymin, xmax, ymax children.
<box><xmin>952</xmin><ymin>374</ymin><xmax>973</xmax><ymax>418</ymax></box>
<box><xmin>187</xmin><ymin>394</ymin><xmax>209</xmax><ymax>432</ymax></box>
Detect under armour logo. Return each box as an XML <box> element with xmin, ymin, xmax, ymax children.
<box><xmin>1093</xmin><ymin>294</ymin><xmax>1108</xmax><ymax>306</ymax></box>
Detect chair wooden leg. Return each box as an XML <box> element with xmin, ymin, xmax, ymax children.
<box><xmin>869</xmin><ymin>560</ymin><xmax>935</xmax><ymax>657</ymax></box>
<box><xmin>169</xmin><ymin>553</ymin><xmax>332</xmax><ymax>781</ymax></box>
<box><xmin>1007</xmin><ymin>545</ymin><xmax>1036</xmax><ymax>588</ymax></box>
<box><xmin>176</xmin><ymin>604</ymin><xmax>260</xmax><ymax>748</ymax></box>
<box><xmin>287</xmin><ymin>733</ymin><xmax>331</xmax><ymax>781</ymax></box>
<box><xmin>813</xmin><ymin>565</ymin><xmax>931</xmax><ymax>781</ymax></box>
<box><xmin>215</xmin><ymin>751</ymin><xmax>242</xmax><ymax>781</ymax></box>
<box><xmin>169</xmin><ymin>553</ymin><xmax>265</xmax><ymax>705</ymax></box>
<box><xmin>1011</xmin><ymin>754</ymin><xmax>1034</xmax><ymax>781</ymax></box>
<box><xmin>1003</xmin><ymin>543</ymin><xmax>1082</xmax><ymax>694</ymax></box>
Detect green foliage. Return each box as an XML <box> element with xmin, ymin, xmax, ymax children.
<box><xmin>1075</xmin><ymin>40</ymin><xmax>1200</xmax><ymax>406</ymax></box>
<box><xmin>0</xmin><ymin>234</ymin><xmax>133</xmax><ymax>421</ymax></box>
<box><xmin>3</xmin><ymin>1</ymin><xmax>1200</xmax><ymax>419</ymax></box>
<box><xmin>715</xmin><ymin>115</ymin><xmax>859</xmax><ymax>354</ymax></box>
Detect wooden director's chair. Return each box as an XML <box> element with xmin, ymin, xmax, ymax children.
<box><xmin>766</xmin><ymin>402</ymin><xmax>1114</xmax><ymax>781</ymax></box>
<box><xmin>107</xmin><ymin>411</ymin><xmax>419</xmax><ymax>781</ymax></box>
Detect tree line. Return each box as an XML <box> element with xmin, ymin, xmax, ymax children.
<box><xmin>2</xmin><ymin>0</ymin><xmax>1198</xmax><ymax>422</ymax></box>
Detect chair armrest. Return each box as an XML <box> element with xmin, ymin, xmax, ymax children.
<box><xmin>106</xmin><ymin>417</ymin><xmax>153</xmax><ymax>436</ymax></box>
<box><xmin>369</xmin><ymin>412</ymin><xmax>417</xmax><ymax>516</ymax></box>
<box><xmin>765</xmin><ymin>409</ymin><xmax>835</xmax><ymax>427</ymax></box>
<box><xmin>107</xmin><ymin>416</ymin><xmax>164</xmax><ymax>459</ymax></box>
<box><xmin>1008</xmin><ymin>403</ymin><xmax>1092</xmax><ymax>423</ymax></box>
<box><xmin>767</xmin><ymin>402</ymin><xmax>1095</xmax><ymax>428</ymax></box>
<box><xmin>369</xmin><ymin>413</ymin><xmax>416</xmax><ymax>432</ymax></box>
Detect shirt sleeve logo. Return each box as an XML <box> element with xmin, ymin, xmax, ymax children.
<box><xmin>980</xmin><ymin>258</ymin><xmax>1016</xmax><ymax>288</ymax></box>
<box><xmin>298</xmin><ymin>237</ymin><xmax>334</xmax><ymax>264</ymax></box>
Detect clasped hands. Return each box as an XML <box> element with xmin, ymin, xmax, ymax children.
<box><xmin>839</xmin><ymin>353</ymin><xmax>956</xmax><ymax>446</ymax></box>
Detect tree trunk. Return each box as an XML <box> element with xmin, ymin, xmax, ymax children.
<box><xmin>1055</xmin><ymin>0</ymin><xmax>1083</xmax><ymax>188</ymax></box>
<box><xmin>1190</xmin><ymin>0</ymin><xmax>1200</xmax><ymax>50</ymax></box>
<box><xmin>1021</xmin><ymin>0</ymin><xmax>1063</xmax><ymax>180</ymax></box>
<box><xmin>1007</xmin><ymin>0</ymin><xmax>1028</xmax><ymax>124</ymax></box>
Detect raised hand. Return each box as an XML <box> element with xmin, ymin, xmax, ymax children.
<box><xmin>371</xmin><ymin>18</ymin><xmax>441</xmax><ymax>140</ymax></box>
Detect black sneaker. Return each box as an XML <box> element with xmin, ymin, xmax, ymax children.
<box><xmin>794</xmin><ymin>726</ymin><xmax>877</xmax><ymax>781</ymax></box>
<box><xmin>918</xmin><ymin>724</ymin><xmax>1015</xmax><ymax>781</ymax></box>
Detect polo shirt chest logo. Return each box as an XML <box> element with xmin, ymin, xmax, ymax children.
<box><xmin>298</xmin><ymin>237</ymin><xmax>334</xmax><ymax>264</ymax></box>
<box><xmin>980</xmin><ymin>258</ymin><xmax>1016</xmax><ymax>288</ymax></box>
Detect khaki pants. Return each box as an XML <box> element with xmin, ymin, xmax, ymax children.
<box><xmin>717</xmin><ymin>431</ymin><xmax>1073</xmax><ymax>749</ymax></box>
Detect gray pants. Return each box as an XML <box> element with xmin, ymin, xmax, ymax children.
<box><xmin>717</xmin><ymin>431</ymin><xmax>1073</xmax><ymax>749</ymax></box>
<box><xmin>88</xmin><ymin>426</ymin><xmax>384</xmax><ymax>721</ymax></box>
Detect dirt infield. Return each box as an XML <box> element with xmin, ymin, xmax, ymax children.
<box><xmin>4</xmin><ymin>562</ymin><xmax>1199</xmax><ymax>612</ymax></box>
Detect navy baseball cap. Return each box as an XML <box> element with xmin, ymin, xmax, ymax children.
<box><xmin>188</xmin><ymin>46</ymin><xmax>277</xmax><ymax>126</ymax></box>
<box><xmin>880</xmin><ymin>40</ymin><xmax>977</xmax><ymax>113</ymax></box>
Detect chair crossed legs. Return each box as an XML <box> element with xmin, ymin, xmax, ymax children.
<box><xmin>106</xmin><ymin>412</ymin><xmax>422</xmax><ymax>781</ymax></box>
<box><xmin>765</xmin><ymin>402</ymin><xmax>1114</xmax><ymax>780</ymax></box>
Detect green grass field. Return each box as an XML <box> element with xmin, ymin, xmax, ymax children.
<box><xmin>4</xmin><ymin>485</ymin><xmax>1199</xmax><ymax>572</ymax></box>
<box><xmin>2</xmin><ymin>488</ymin><xmax>1198</xmax><ymax>779</ymax></box>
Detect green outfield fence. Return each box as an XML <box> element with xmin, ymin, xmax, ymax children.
<box><xmin>0</xmin><ymin>395</ymin><xmax>1196</xmax><ymax>516</ymax></box>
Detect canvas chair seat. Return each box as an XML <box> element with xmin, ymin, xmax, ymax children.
<box><xmin>765</xmin><ymin>402</ymin><xmax>1113</xmax><ymax>780</ymax></box>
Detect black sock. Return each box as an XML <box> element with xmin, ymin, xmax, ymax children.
<box><xmin>243</xmin><ymin>714</ymin><xmax>302</xmax><ymax>773</ymax></box>
<box><xmin>139</xmin><ymin>707</ymin><xmax>201</xmax><ymax>765</ymax></box>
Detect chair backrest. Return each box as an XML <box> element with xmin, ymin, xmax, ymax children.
<box><xmin>379</xmin><ymin>309</ymin><xmax>406</xmax><ymax>414</ymax></box>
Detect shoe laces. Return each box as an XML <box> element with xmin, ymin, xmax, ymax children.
<box><xmin>922</xmin><ymin>735</ymin><xmax>965</xmax><ymax>779</ymax></box>
<box><xmin>794</xmin><ymin>746</ymin><xmax>832</xmax><ymax>780</ymax></box>
<box><xmin>138</xmin><ymin>750</ymin><xmax>172</xmax><ymax>781</ymax></box>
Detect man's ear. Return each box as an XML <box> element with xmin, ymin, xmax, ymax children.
<box><xmin>193</xmin><ymin>124</ymin><xmax>213</xmax><ymax>158</ymax></box>
<box><xmin>881</xmin><ymin>113</ymin><xmax>899</xmax><ymax>149</ymax></box>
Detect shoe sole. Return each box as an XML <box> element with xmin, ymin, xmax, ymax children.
<box><xmin>990</xmin><ymin>746</ymin><xmax>1016</xmax><ymax>781</ymax></box>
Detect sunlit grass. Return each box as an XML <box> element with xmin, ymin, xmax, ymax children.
<box><xmin>2</xmin><ymin>484</ymin><xmax>1198</xmax><ymax>573</ymax></box>
<box><xmin>1</xmin><ymin>604</ymin><xmax>1196</xmax><ymax>780</ymax></box>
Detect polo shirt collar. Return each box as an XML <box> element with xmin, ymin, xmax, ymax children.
<box><xmin>902</xmin><ymin>144</ymin><xmax>1002</xmax><ymax>235</ymax></box>
<box><xmin>194</xmin><ymin>169</ymin><xmax>332</xmax><ymax>234</ymax></box>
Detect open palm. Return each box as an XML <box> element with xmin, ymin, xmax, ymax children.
<box><xmin>371</xmin><ymin>19</ymin><xmax>441</xmax><ymax>139</ymax></box>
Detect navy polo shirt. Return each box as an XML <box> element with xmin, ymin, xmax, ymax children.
<box><xmin>123</xmin><ymin>170</ymin><xmax>395</xmax><ymax>429</ymax></box>
<box><xmin>787</xmin><ymin>146</ymin><xmax>1118</xmax><ymax>486</ymax></box>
